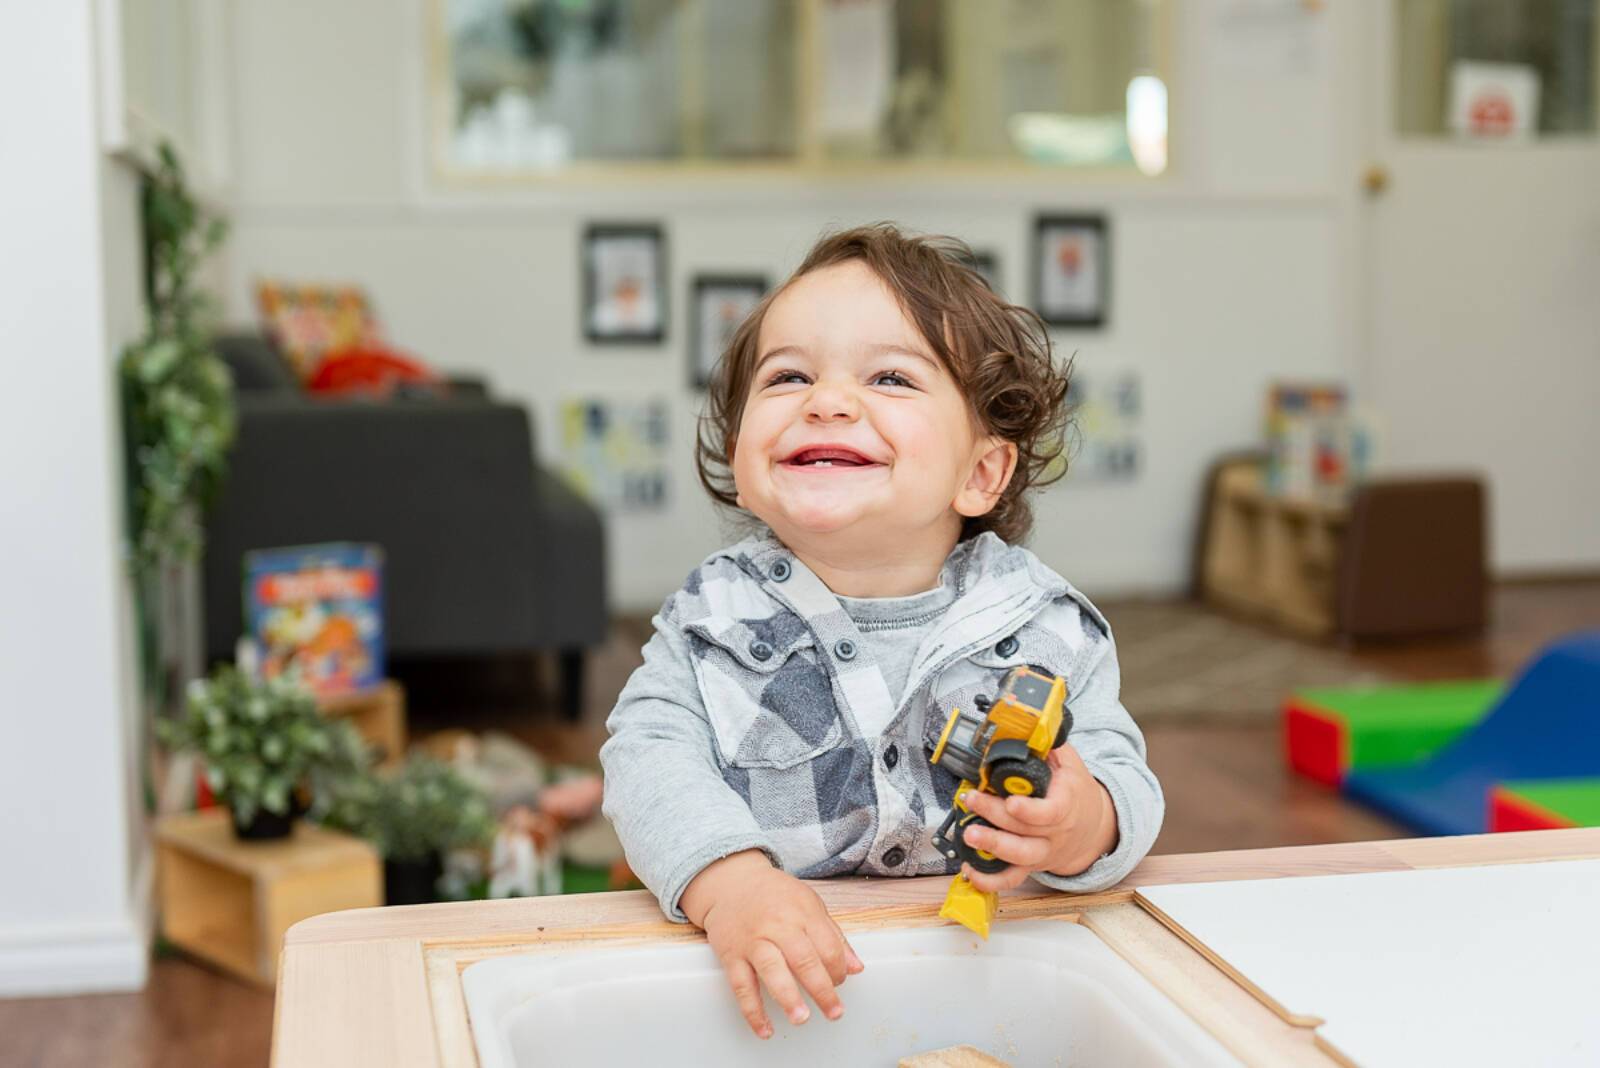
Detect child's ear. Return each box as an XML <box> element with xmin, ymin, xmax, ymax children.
<box><xmin>954</xmin><ymin>437</ymin><xmax>1018</xmax><ymax>518</ymax></box>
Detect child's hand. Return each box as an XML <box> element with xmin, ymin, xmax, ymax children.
<box><xmin>956</xmin><ymin>743</ymin><xmax>1119</xmax><ymax>893</ymax></box>
<box><xmin>680</xmin><ymin>850</ymin><xmax>864</xmax><ymax>1039</ymax></box>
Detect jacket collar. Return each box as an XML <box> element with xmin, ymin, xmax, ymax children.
<box><xmin>723</xmin><ymin>529</ymin><xmax>1069</xmax><ymax>608</ymax></box>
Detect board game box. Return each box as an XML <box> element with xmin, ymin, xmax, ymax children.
<box><xmin>244</xmin><ymin>542</ymin><xmax>384</xmax><ymax>696</ymax></box>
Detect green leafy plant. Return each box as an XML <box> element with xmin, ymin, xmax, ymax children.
<box><xmin>321</xmin><ymin>757</ymin><xmax>496</xmax><ymax>863</ymax></box>
<box><xmin>157</xmin><ymin>666</ymin><xmax>369</xmax><ymax>826</ymax></box>
<box><xmin>121</xmin><ymin>141</ymin><xmax>235</xmax><ymax>575</ymax></box>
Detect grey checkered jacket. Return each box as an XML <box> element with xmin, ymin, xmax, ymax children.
<box><xmin>600</xmin><ymin>531</ymin><xmax>1164</xmax><ymax>922</ymax></box>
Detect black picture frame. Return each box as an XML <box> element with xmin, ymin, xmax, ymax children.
<box><xmin>582</xmin><ymin>223</ymin><xmax>668</xmax><ymax>345</ymax></box>
<box><xmin>689</xmin><ymin>274</ymin><xmax>768</xmax><ymax>389</ymax></box>
<box><xmin>1032</xmin><ymin>214</ymin><xmax>1109</xmax><ymax>328</ymax></box>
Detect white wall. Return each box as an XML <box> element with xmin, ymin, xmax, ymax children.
<box><xmin>1359</xmin><ymin>2</ymin><xmax>1600</xmax><ymax>573</ymax></box>
<box><xmin>1366</xmin><ymin>148</ymin><xmax>1600</xmax><ymax>573</ymax></box>
<box><xmin>223</xmin><ymin>0</ymin><xmax>1600</xmax><ymax>608</ymax></box>
<box><xmin>220</xmin><ymin>0</ymin><xmax>1369</xmax><ymax>612</ymax></box>
<box><xmin>0</xmin><ymin>4</ymin><xmax>149</xmax><ymax>995</ymax></box>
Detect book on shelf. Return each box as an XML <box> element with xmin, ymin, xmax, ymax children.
<box><xmin>1265</xmin><ymin>383</ymin><xmax>1368</xmax><ymax>504</ymax></box>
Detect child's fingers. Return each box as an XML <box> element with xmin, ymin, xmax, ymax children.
<box><xmin>1003</xmin><ymin>788</ymin><xmax>1069</xmax><ymax>828</ymax></box>
<box><xmin>962</xmin><ymin>821</ymin><xmax>1051</xmax><ymax>869</ymax></box>
<box><xmin>723</xmin><ymin>957</ymin><xmax>773</xmax><ymax>1039</ymax></box>
<box><xmin>826</xmin><ymin>917</ymin><xmax>863</xmax><ymax>979</ymax></box>
<box><xmin>1003</xmin><ymin>795</ymin><xmax>1052</xmax><ymax>826</ymax></box>
<box><xmin>1005</xmin><ymin>754</ymin><xmax>1076</xmax><ymax>826</ymax></box>
<box><xmin>959</xmin><ymin>787</ymin><xmax>1030</xmax><ymax>836</ymax></box>
<box><xmin>750</xmin><ymin>940</ymin><xmax>812</xmax><ymax>1027</ymax></box>
<box><xmin>780</xmin><ymin>933</ymin><xmax>845</xmax><ymax>1021</ymax></box>
<box><xmin>961</xmin><ymin>862</ymin><xmax>1031</xmax><ymax>894</ymax></box>
<box><xmin>834</xmin><ymin>921</ymin><xmax>865</xmax><ymax>974</ymax></box>
<box><xmin>805</xmin><ymin>917</ymin><xmax>851</xmax><ymax>987</ymax></box>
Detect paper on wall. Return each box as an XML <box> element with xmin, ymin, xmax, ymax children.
<box><xmin>1038</xmin><ymin>225</ymin><xmax>1103</xmax><ymax>321</ymax></box>
<box><xmin>559</xmin><ymin>397</ymin><xmax>670</xmax><ymax>512</ymax></box>
<box><xmin>1065</xmin><ymin>371</ymin><xmax>1140</xmax><ymax>482</ymax></box>
<box><xmin>1449</xmin><ymin>61</ymin><xmax>1541</xmax><ymax>140</ymax></box>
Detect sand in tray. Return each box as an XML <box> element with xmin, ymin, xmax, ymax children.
<box><xmin>898</xmin><ymin>1045</ymin><xmax>1012</xmax><ymax>1068</ymax></box>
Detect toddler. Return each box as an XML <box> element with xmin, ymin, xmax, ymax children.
<box><xmin>600</xmin><ymin>224</ymin><xmax>1164</xmax><ymax>1039</ymax></box>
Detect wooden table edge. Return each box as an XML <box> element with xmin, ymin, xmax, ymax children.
<box><xmin>271</xmin><ymin>828</ymin><xmax>1600</xmax><ymax>1067</ymax></box>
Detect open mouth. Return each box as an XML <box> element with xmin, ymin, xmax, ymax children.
<box><xmin>781</xmin><ymin>446</ymin><xmax>881</xmax><ymax>469</ymax></box>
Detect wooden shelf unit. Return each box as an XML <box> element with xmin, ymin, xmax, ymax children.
<box><xmin>1198</xmin><ymin>456</ymin><xmax>1488</xmax><ymax>642</ymax></box>
<box><xmin>156</xmin><ymin>809</ymin><xmax>381</xmax><ymax>987</ymax></box>
<box><xmin>1201</xmin><ymin>464</ymin><xmax>1349</xmax><ymax>638</ymax></box>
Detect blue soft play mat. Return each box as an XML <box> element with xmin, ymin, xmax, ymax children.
<box><xmin>1344</xmin><ymin>632</ymin><xmax>1600</xmax><ymax>836</ymax></box>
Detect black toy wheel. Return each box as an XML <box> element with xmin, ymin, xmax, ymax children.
<box><xmin>990</xmin><ymin>756</ymin><xmax>1052</xmax><ymax>799</ymax></box>
<box><xmin>1053</xmin><ymin>709</ymin><xmax>1074</xmax><ymax>750</ymax></box>
<box><xmin>953</xmin><ymin>812</ymin><xmax>1009</xmax><ymax>874</ymax></box>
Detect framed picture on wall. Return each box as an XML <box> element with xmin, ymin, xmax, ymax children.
<box><xmin>583</xmin><ymin>223</ymin><xmax>667</xmax><ymax>344</ymax></box>
<box><xmin>689</xmin><ymin>274</ymin><xmax>768</xmax><ymax>389</ymax></box>
<box><xmin>1032</xmin><ymin>215</ymin><xmax>1109</xmax><ymax>327</ymax></box>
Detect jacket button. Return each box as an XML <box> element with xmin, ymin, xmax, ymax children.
<box><xmin>770</xmin><ymin>559</ymin><xmax>791</xmax><ymax>582</ymax></box>
<box><xmin>834</xmin><ymin>638</ymin><xmax>857</xmax><ymax>661</ymax></box>
<box><xmin>882</xmin><ymin>846</ymin><xmax>906</xmax><ymax>867</ymax></box>
<box><xmin>884</xmin><ymin>743</ymin><xmax>899</xmax><ymax>769</ymax></box>
<box><xmin>749</xmin><ymin>640</ymin><xmax>774</xmax><ymax>662</ymax></box>
<box><xmin>995</xmin><ymin>635</ymin><xmax>1020</xmax><ymax>658</ymax></box>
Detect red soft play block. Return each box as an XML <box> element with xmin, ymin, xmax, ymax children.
<box><xmin>1489</xmin><ymin>787</ymin><xmax>1575</xmax><ymax>833</ymax></box>
<box><xmin>1286</xmin><ymin>700</ymin><xmax>1344</xmax><ymax>786</ymax></box>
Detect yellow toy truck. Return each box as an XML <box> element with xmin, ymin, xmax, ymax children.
<box><xmin>928</xmin><ymin>665</ymin><xmax>1072</xmax><ymax>937</ymax></box>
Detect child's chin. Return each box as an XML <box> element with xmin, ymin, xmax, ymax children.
<box><xmin>774</xmin><ymin>505</ymin><xmax>868</xmax><ymax>536</ymax></box>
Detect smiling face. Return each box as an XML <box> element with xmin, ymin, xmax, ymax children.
<box><xmin>731</xmin><ymin>260</ymin><xmax>1016</xmax><ymax>574</ymax></box>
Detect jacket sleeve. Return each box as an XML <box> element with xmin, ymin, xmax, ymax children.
<box><xmin>599</xmin><ymin>612</ymin><xmax>779</xmax><ymax>923</ymax></box>
<box><xmin>1029</xmin><ymin>600</ymin><xmax>1165</xmax><ymax>893</ymax></box>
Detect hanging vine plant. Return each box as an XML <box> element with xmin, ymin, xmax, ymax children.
<box><xmin>121</xmin><ymin>142</ymin><xmax>235</xmax><ymax>575</ymax></box>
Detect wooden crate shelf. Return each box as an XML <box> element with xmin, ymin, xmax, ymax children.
<box><xmin>318</xmin><ymin>680</ymin><xmax>407</xmax><ymax>767</ymax></box>
<box><xmin>1201</xmin><ymin>464</ymin><xmax>1349</xmax><ymax>638</ymax></box>
<box><xmin>156</xmin><ymin>809</ymin><xmax>381</xmax><ymax>987</ymax></box>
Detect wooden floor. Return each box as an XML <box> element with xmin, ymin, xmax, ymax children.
<box><xmin>4</xmin><ymin>581</ymin><xmax>1595</xmax><ymax>1068</ymax></box>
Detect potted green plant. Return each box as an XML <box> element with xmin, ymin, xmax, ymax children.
<box><xmin>324</xmin><ymin>757</ymin><xmax>496</xmax><ymax>905</ymax></box>
<box><xmin>158</xmin><ymin>666</ymin><xmax>368</xmax><ymax>839</ymax></box>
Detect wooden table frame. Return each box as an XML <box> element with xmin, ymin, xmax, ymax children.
<box><xmin>272</xmin><ymin>829</ymin><xmax>1600</xmax><ymax>1067</ymax></box>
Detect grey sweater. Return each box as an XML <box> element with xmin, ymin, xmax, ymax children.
<box><xmin>836</xmin><ymin>580</ymin><xmax>957</xmax><ymax>706</ymax></box>
<box><xmin>600</xmin><ymin>532</ymin><xmax>1165</xmax><ymax>922</ymax></box>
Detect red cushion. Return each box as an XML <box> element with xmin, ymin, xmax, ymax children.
<box><xmin>305</xmin><ymin>345</ymin><xmax>442</xmax><ymax>396</ymax></box>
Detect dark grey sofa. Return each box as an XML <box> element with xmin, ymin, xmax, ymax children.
<box><xmin>202</xmin><ymin>334</ymin><xmax>607</xmax><ymax>719</ymax></box>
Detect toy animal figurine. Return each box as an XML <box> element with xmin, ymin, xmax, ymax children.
<box><xmin>928</xmin><ymin>665</ymin><xmax>1072</xmax><ymax>938</ymax></box>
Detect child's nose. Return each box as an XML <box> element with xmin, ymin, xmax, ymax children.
<box><xmin>803</xmin><ymin>379</ymin><xmax>861</xmax><ymax>422</ymax></box>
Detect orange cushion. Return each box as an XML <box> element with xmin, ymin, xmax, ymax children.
<box><xmin>256</xmin><ymin>281</ymin><xmax>384</xmax><ymax>380</ymax></box>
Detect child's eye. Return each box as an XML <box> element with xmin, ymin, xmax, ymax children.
<box><xmin>872</xmin><ymin>370</ymin><xmax>915</xmax><ymax>388</ymax></box>
<box><xmin>765</xmin><ymin>370</ymin><xmax>810</xmax><ymax>387</ymax></box>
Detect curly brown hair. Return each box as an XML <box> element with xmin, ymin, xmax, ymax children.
<box><xmin>695</xmin><ymin>222</ymin><xmax>1072</xmax><ymax>544</ymax></box>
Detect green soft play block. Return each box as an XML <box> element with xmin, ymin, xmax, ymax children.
<box><xmin>1296</xmin><ymin>679</ymin><xmax>1503</xmax><ymax>770</ymax></box>
<box><xmin>1499</xmin><ymin>779</ymin><xmax>1600</xmax><ymax>827</ymax></box>
<box><xmin>560</xmin><ymin>861</ymin><xmax>614</xmax><ymax>895</ymax></box>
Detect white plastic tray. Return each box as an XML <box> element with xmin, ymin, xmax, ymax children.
<box><xmin>463</xmin><ymin>918</ymin><xmax>1240</xmax><ymax>1067</ymax></box>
